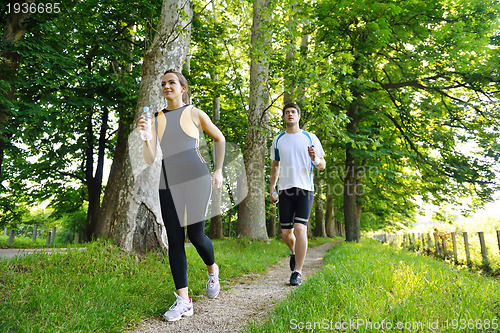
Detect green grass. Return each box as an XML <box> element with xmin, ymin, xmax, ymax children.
<box><xmin>0</xmin><ymin>237</ymin><xmax>333</xmax><ymax>333</ymax></box>
<box><xmin>447</xmin><ymin>232</ymin><xmax>500</xmax><ymax>273</ymax></box>
<box><xmin>401</xmin><ymin>231</ymin><xmax>500</xmax><ymax>275</ymax></box>
<box><xmin>244</xmin><ymin>238</ymin><xmax>500</xmax><ymax>333</ymax></box>
<box><xmin>0</xmin><ymin>235</ymin><xmax>80</xmax><ymax>249</ymax></box>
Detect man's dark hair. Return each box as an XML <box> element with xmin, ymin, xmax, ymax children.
<box><xmin>282</xmin><ymin>103</ymin><xmax>301</xmax><ymax>116</ymax></box>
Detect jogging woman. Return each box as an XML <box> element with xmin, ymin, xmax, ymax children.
<box><xmin>138</xmin><ymin>70</ymin><xmax>225</xmax><ymax>322</ymax></box>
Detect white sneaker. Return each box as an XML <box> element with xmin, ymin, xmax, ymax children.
<box><xmin>206</xmin><ymin>264</ymin><xmax>220</xmax><ymax>299</ymax></box>
<box><xmin>163</xmin><ymin>293</ymin><xmax>193</xmax><ymax>322</ymax></box>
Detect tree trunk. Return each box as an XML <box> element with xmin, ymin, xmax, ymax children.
<box><xmin>236</xmin><ymin>0</ymin><xmax>271</xmax><ymax>240</ymax></box>
<box><xmin>226</xmin><ymin>207</ymin><xmax>233</xmax><ymax>237</ymax></box>
<box><xmin>96</xmin><ymin>113</ymin><xmax>129</xmax><ymax>238</ymax></box>
<box><xmin>325</xmin><ymin>192</ymin><xmax>335</xmax><ymax>237</ymax></box>
<box><xmin>313</xmin><ymin>177</ymin><xmax>326</xmax><ymax>237</ymax></box>
<box><xmin>97</xmin><ymin>0</ymin><xmax>193</xmax><ymax>254</ymax></box>
<box><xmin>267</xmin><ymin>204</ymin><xmax>276</xmax><ymax>237</ymax></box>
<box><xmin>85</xmin><ymin>106</ymin><xmax>109</xmax><ymax>240</ymax></box>
<box><xmin>209</xmin><ymin>72</ymin><xmax>224</xmax><ymax>239</ymax></box>
<box><xmin>0</xmin><ymin>0</ymin><xmax>33</xmax><ymax>181</ymax></box>
<box><xmin>344</xmin><ymin>59</ymin><xmax>363</xmax><ymax>243</ymax></box>
<box><xmin>344</xmin><ymin>144</ymin><xmax>362</xmax><ymax>242</ymax></box>
<box><xmin>208</xmin><ymin>3</ymin><xmax>222</xmax><ymax>239</ymax></box>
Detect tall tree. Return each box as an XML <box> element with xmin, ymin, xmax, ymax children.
<box><xmin>0</xmin><ymin>0</ymin><xmax>33</xmax><ymax>181</ymax></box>
<box><xmin>207</xmin><ymin>1</ymin><xmax>223</xmax><ymax>239</ymax></box>
<box><xmin>1</xmin><ymin>0</ymin><xmax>159</xmax><ymax>238</ymax></box>
<box><xmin>314</xmin><ymin>0</ymin><xmax>500</xmax><ymax>241</ymax></box>
<box><xmin>0</xmin><ymin>1</ymin><xmax>35</xmax><ymax>228</ymax></box>
<box><xmin>187</xmin><ymin>0</ymin><xmax>252</xmax><ymax>238</ymax></box>
<box><xmin>97</xmin><ymin>0</ymin><xmax>193</xmax><ymax>253</ymax></box>
<box><xmin>236</xmin><ymin>0</ymin><xmax>273</xmax><ymax>240</ymax></box>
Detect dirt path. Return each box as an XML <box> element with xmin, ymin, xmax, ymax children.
<box><xmin>132</xmin><ymin>240</ymin><xmax>342</xmax><ymax>333</ymax></box>
<box><xmin>0</xmin><ymin>247</ymin><xmax>86</xmax><ymax>259</ymax></box>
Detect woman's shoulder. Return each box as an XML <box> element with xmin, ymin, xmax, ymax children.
<box><xmin>188</xmin><ymin>105</ymin><xmax>204</xmax><ymax>127</ymax></box>
<box><xmin>190</xmin><ymin>106</ymin><xmax>212</xmax><ymax>118</ymax></box>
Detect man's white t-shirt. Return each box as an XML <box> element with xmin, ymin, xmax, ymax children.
<box><xmin>270</xmin><ymin>130</ymin><xmax>325</xmax><ymax>192</ymax></box>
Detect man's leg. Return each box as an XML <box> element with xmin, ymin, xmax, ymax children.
<box><xmin>293</xmin><ymin>223</ymin><xmax>308</xmax><ymax>273</ymax></box>
<box><xmin>281</xmin><ymin>227</ymin><xmax>295</xmax><ymax>254</ymax></box>
<box><xmin>291</xmin><ymin>189</ymin><xmax>314</xmax><ymax>278</ymax></box>
<box><xmin>278</xmin><ymin>188</ymin><xmax>296</xmax><ymax>259</ymax></box>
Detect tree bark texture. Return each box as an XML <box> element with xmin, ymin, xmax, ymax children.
<box><xmin>344</xmin><ymin>59</ymin><xmax>363</xmax><ymax>242</ymax></box>
<box><xmin>267</xmin><ymin>204</ymin><xmax>276</xmax><ymax>237</ymax></box>
<box><xmin>236</xmin><ymin>0</ymin><xmax>271</xmax><ymax>240</ymax></box>
<box><xmin>325</xmin><ymin>192</ymin><xmax>336</xmax><ymax>237</ymax></box>
<box><xmin>209</xmin><ymin>73</ymin><xmax>224</xmax><ymax>239</ymax></box>
<box><xmin>85</xmin><ymin>105</ymin><xmax>109</xmax><ymax>240</ymax></box>
<box><xmin>313</xmin><ymin>177</ymin><xmax>326</xmax><ymax>237</ymax></box>
<box><xmin>344</xmin><ymin>142</ymin><xmax>362</xmax><ymax>242</ymax></box>
<box><xmin>97</xmin><ymin>0</ymin><xmax>193</xmax><ymax>254</ymax></box>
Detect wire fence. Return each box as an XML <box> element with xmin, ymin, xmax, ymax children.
<box><xmin>373</xmin><ymin>230</ymin><xmax>500</xmax><ymax>274</ymax></box>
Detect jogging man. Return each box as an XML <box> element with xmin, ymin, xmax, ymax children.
<box><xmin>269</xmin><ymin>103</ymin><xmax>326</xmax><ymax>286</ymax></box>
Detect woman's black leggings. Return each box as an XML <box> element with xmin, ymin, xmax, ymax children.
<box><xmin>159</xmin><ymin>188</ymin><xmax>215</xmax><ymax>290</ymax></box>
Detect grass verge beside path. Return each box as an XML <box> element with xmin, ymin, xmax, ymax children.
<box><xmin>244</xmin><ymin>238</ymin><xmax>500</xmax><ymax>333</ymax></box>
<box><xmin>0</xmin><ymin>237</ymin><xmax>332</xmax><ymax>333</ymax></box>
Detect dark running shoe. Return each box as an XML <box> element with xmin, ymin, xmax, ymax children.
<box><xmin>289</xmin><ymin>253</ymin><xmax>295</xmax><ymax>271</ymax></box>
<box><xmin>290</xmin><ymin>270</ymin><xmax>302</xmax><ymax>286</ymax></box>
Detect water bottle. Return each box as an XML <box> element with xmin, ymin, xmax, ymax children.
<box><xmin>140</xmin><ymin>106</ymin><xmax>152</xmax><ymax>141</ymax></box>
<box><xmin>272</xmin><ymin>191</ymin><xmax>279</xmax><ymax>202</ymax></box>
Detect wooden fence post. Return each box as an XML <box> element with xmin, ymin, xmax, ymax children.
<box><xmin>463</xmin><ymin>232</ymin><xmax>472</xmax><ymax>267</ymax></box>
<box><xmin>412</xmin><ymin>234</ymin><xmax>416</xmax><ymax>250</ymax></box>
<box><xmin>7</xmin><ymin>230</ymin><xmax>15</xmax><ymax>246</ymax></box>
<box><xmin>51</xmin><ymin>227</ymin><xmax>56</xmax><ymax>245</ymax></box>
<box><xmin>478</xmin><ymin>232</ymin><xmax>490</xmax><ymax>270</ymax></box>
<box><xmin>433</xmin><ymin>233</ymin><xmax>440</xmax><ymax>254</ymax></box>
<box><xmin>451</xmin><ymin>232</ymin><xmax>458</xmax><ymax>263</ymax></box>
<box><xmin>427</xmin><ymin>233</ymin><xmax>432</xmax><ymax>251</ymax></box>
<box><xmin>442</xmin><ymin>237</ymin><xmax>448</xmax><ymax>256</ymax></box>
<box><xmin>46</xmin><ymin>231</ymin><xmax>51</xmax><ymax>246</ymax></box>
<box><xmin>4</xmin><ymin>227</ymin><xmax>8</xmax><ymax>236</ymax></box>
<box><xmin>74</xmin><ymin>232</ymin><xmax>79</xmax><ymax>245</ymax></box>
<box><xmin>32</xmin><ymin>225</ymin><xmax>38</xmax><ymax>243</ymax></box>
<box><xmin>497</xmin><ymin>230</ymin><xmax>500</xmax><ymax>254</ymax></box>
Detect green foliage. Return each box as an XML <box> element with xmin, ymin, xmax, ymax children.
<box><xmin>0</xmin><ymin>203</ymin><xmax>86</xmax><ymax>247</ymax></box>
<box><xmin>403</xmin><ymin>230</ymin><xmax>500</xmax><ymax>275</ymax></box>
<box><xmin>302</xmin><ymin>0</ymin><xmax>500</xmax><ymax>230</ymax></box>
<box><xmin>189</xmin><ymin>0</ymin><xmax>252</xmax><ymax>146</ymax></box>
<box><xmin>0</xmin><ymin>0</ymin><xmax>163</xmax><ymax>230</ymax></box>
<box><xmin>2</xmin><ymin>0</ymin><xmax>500</xmax><ymax>236</ymax></box>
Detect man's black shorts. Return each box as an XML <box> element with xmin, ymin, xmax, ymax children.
<box><xmin>278</xmin><ymin>187</ymin><xmax>314</xmax><ymax>229</ymax></box>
